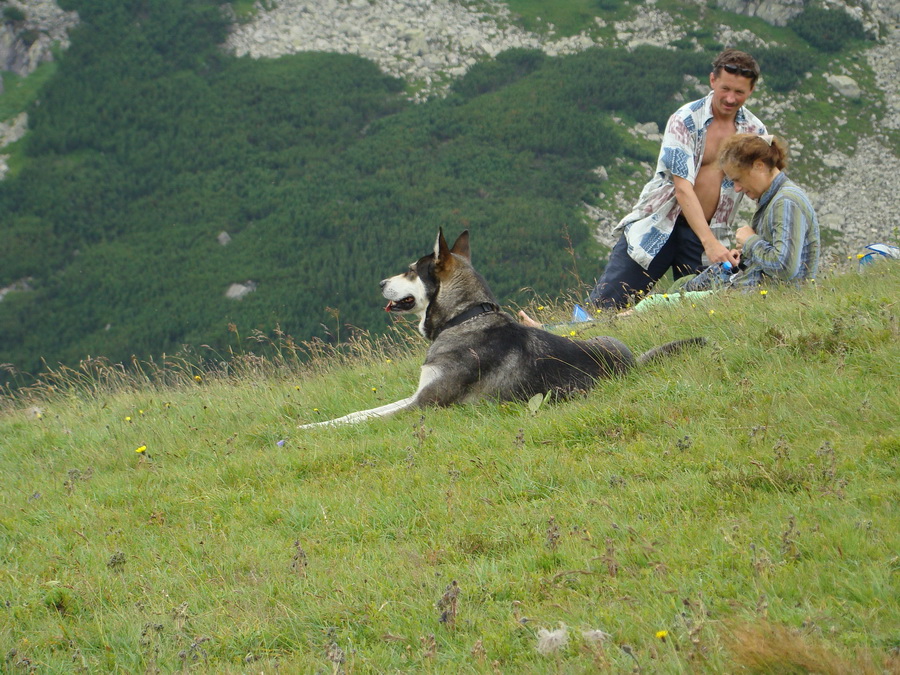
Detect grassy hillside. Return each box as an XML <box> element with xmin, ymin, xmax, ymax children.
<box><xmin>1</xmin><ymin>260</ymin><xmax>897</xmax><ymax>672</ymax></box>
<box><xmin>0</xmin><ymin>0</ymin><xmax>877</xmax><ymax>385</ymax></box>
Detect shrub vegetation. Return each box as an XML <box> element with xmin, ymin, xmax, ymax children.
<box><xmin>789</xmin><ymin>6</ymin><xmax>868</xmax><ymax>53</ymax></box>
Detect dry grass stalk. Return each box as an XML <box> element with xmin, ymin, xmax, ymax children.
<box><xmin>724</xmin><ymin>620</ymin><xmax>899</xmax><ymax>674</ymax></box>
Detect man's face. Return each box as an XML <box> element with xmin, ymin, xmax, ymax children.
<box><xmin>709</xmin><ymin>69</ymin><xmax>755</xmax><ymax>118</ymax></box>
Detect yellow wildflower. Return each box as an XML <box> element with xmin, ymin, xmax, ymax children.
<box><xmin>656</xmin><ymin>630</ymin><xmax>668</xmax><ymax>640</ymax></box>
<box><xmin>759</xmin><ymin>289</ymin><xmax>768</xmax><ymax>296</ymax></box>
<box><xmin>125</xmin><ymin>416</ymin><xmax>132</xmax><ymax>422</ymax></box>
<box><xmin>194</xmin><ymin>375</ymin><xmax>202</xmax><ymax>383</ymax></box>
<box><xmin>135</xmin><ymin>445</ymin><xmax>147</xmax><ymax>454</ymax></box>
<box><xmin>569</xmin><ymin>330</ymin><xmax>577</xmax><ymax>336</ymax></box>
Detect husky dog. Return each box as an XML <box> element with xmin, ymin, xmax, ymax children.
<box><xmin>299</xmin><ymin>229</ymin><xmax>704</xmax><ymax>428</ymax></box>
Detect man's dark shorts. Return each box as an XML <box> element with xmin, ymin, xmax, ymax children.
<box><xmin>589</xmin><ymin>215</ymin><xmax>705</xmax><ymax>309</ymax></box>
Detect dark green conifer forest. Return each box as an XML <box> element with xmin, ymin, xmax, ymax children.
<box><xmin>0</xmin><ymin>0</ymin><xmax>866</xmax><ymax>382</ymax></box>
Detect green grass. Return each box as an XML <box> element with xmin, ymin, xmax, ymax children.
<box><xmin>229</xmin><ymin>0</ymin><xmax>275</xmax><ymax>23</ymax></box>
<box><xmin>503</xmin><ymin>0</ymin><xmax>628</xmax><ymax>36</ymax></box>
<box><xmin>0</xmin><ymin>61</ymin><xmax>57</xmax><ymax>122</ymax></box>
<box><xmin>0</xmin><ymin>61</ymin><xmax>59</xmax><ymax>180</ymax></box>
<box><xmin>2</xmin><ymin>261</ymin><xmax>899</xmax><ymax>672</ymax></box>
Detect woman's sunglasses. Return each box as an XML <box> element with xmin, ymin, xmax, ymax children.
<box><xmin>720</xmin><ymin>63</ymin><xmax>756</xmax><ymax>79</ymax></box>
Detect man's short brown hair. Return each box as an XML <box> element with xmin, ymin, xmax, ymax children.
<box><xmin>712</xmin><ymin>49</ymin><xmax>760</xmax><ymax>87</ymax></box>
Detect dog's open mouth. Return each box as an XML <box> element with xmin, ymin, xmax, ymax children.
<box><xmin>385</xmin><ymin>296</ymin><xmax>416</xmax><ymax>312</ymax></box>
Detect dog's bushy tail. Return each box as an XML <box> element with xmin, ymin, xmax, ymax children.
<box><xmin>637</xmin><ymin>337</ymin><xmax>707</xmax><ymax>366</ymax></box>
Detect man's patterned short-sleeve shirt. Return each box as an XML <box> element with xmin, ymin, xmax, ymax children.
<box><xmin>614</xmin><ymin>92</ymin><xmax>766</xmax><ymax>269</ymax></box>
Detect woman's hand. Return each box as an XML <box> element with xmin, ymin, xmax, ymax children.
<box><xmin>735</xmin><ymin>225</ymin><xmax>756</xmax><ymax>247</ymax></box>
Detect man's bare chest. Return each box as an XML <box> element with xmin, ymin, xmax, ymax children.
<box><xmin>703</xmin><ymin>120</ymin><xmax>736</xmax><ymax>162</ymax></box>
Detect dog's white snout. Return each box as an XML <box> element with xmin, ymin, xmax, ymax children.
<box><xmin>381</xmin><ymin>278</ymin><xmax>398</xmax><ymax>299</ymax></box>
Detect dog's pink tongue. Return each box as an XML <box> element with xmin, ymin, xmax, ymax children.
<box><xmin>384</xmin><ymin>301</ymin><xmax>393</xmax><ymax>312</ymax></box>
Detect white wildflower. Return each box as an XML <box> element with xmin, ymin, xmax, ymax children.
<box><xmin>536</xmin><ymin>624</ymin><xmax>569</xmax><ymax>655</ymax></box>
<box><xmin>582</xmin><ymin>629</ymin><xmax>612</xmax><ymax>643</ymax></box>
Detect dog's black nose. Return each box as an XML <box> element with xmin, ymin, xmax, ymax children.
<box><xmin>379</xmin><ymin>279</ymin><xmax>388</xmax><ymax>289</ymax></box>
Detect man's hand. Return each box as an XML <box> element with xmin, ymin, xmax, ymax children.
<box><xmin>704</xmin><ymin>240</ymin><xmax>740</xmax><ymax>265</ymax></box>
<box><xmin>672</xmin><ymin>176</ymin><xmax>741</xmax><ymax>266</ymax></box>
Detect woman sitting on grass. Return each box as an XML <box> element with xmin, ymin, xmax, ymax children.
<box><xmin>719</xmin><ymin>132</ymin><xmax>820</xmax><ymax>286</ymax></box>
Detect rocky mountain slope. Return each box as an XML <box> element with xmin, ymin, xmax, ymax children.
<box><xmin>3</xmin><ymin>0</ymin><xmax>899</xmax><ymax>256</ymax></box>
<box><xmin>225</xmin><ymin>0</ymin><xmax>900</xmax><ymax>255</ymax></box>
<box><xmin>0</xmin><ymin>0</ymin><xmax>75</xmax><ymax>80</ymax></box>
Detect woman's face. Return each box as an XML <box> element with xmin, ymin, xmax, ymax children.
<box><xmin>725</xmin><ymin>160</ymin><xmax>776</xmax><ymax>201</ymax></box>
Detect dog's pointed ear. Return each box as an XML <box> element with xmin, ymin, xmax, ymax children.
<box><xmin>450</xmin><ymin>230</ymin><xmax>470</xmax><ymax>261</ymax></box>
<box><xmin>434</xmin><ymin>228</ymin><xmax>450</xmax><ymax>262</ymax></box>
